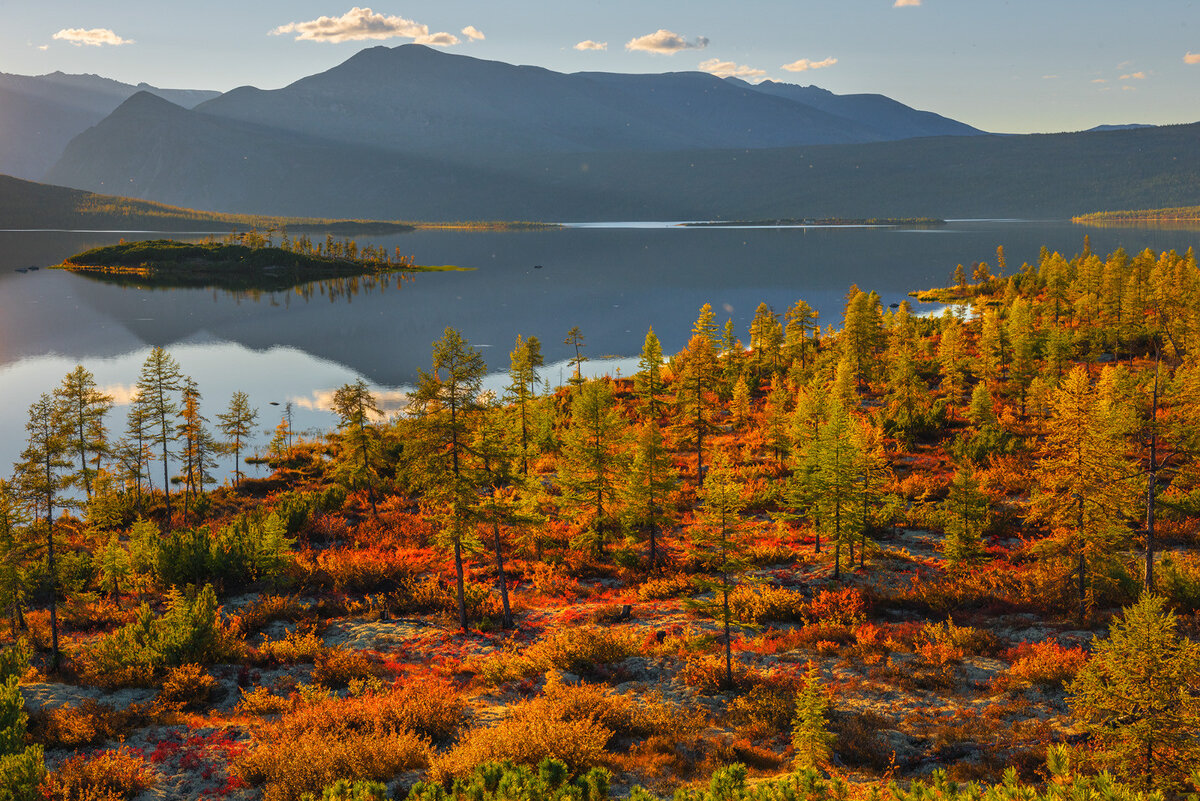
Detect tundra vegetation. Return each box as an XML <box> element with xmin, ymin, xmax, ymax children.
<box><xmin>3</xmin><ymin>241</ymin><xmax>1200</xmax><ymax>801</ymax></box>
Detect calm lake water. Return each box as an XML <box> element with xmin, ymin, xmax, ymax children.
<box><xmin>1</xmin><ymin>220</ymin><xmax>1197</xmax><ymax>482</ymax></box>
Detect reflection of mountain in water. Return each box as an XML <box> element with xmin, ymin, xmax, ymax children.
<box><xmin>6</xmin><ymin>222</ymin><xmax>1200</xmax><ymax>388</ymax></box>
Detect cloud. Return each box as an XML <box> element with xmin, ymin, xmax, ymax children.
<box><xmin>781</xmin><ymin>56</ymin><xmax>838</xmax><ymax>72</ymax></box>
<box><xmin>415</xmin><ymin>32</ymin><xmax>459</xmax><ymax>46</ymax></box>
<box><xmin>1186</xmin><ymin>52</ymin><xmax>1200</xmax><ymax>65</ymax></box>
<box><xmin>1042</xmin><ymin>74</ymin><xmax>1058</xmax><ymax>80</ymax></box>
<box><xmin>52</xmin><ymin>28</ymin><xmax>133</xmax><ymax>47</ymax></box>
<box><xmin>461</xmin><ymin>25</ymin><xmax>484</xmax><ymax>41</ymax></box>
<box><xmin>1091</xmin><ymin>78</ymin><xmax>1108</xmax><ymax>84</ymax></box>
<box><xmin>625</xmin><ymin>29</ymin><xmax>708</xmax><ymax>54</ymax></box>
<box><xmin>894</xmin><ymin>0</ymin><xmax>921</xmax><ymax>6</ymax></box>
<box><xmin>574</xmin><ymin>40</ymin><xmax>608</xmax><ymax>51</ymax></box>
<box><xmin>270</xmin><ymin>7</ymin><xmax>454</xmax><ymax>44</ymax></box>
<box><xmin>1119</xmin><ymin>71</ymin><xmax>1147</xmax><ymax>80</ymax></box>
<box><xmin>698</xmin><ymin>58</ymin><xmax>766</xmax><ymax>81</ymax></box>
<box><xmin>37</xmin><ymin>44</ymin><xmax>49</xmax><ymax>51</ymax></box>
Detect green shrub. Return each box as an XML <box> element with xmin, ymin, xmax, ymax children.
<box><xmin>0</xmin><ymin>676</ymin><xmax>45</xmax><ymax>801</ymax></box>
<box><xmin>155</xmin><ymin>512</ymin><xmax>294</xmax><ymax>589</ymax></box>
<box><xmin>88</xmin><ymin>584</ymin><xmax>238</xmax><ymax>682</ymax></box>
<box><xmin>413</xmin><ymin>759</ymin><xmax>610</xmax><ymax>801</ymax></box>
<box><xmin>302</xmin><ymin>780</ymin><xmax>389</xmax><ymax>801</ymax></box>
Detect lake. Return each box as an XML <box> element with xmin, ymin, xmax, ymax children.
<box><xmin>1</xmin><ymin>220</ymin><xmax>1196</xmax><ymax>482</ymax></box>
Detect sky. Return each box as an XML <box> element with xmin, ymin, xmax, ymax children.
<box><xmin>3</xmin><ymin>0</ymin><xmax>1199</xmax><ymax>134</ymax></box>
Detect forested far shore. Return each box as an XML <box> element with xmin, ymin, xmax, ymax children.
<box><xmin>3</xmin><ymin>239</ymin><xmax>1200</xmax><ymax>800</ymax></box>
<box><xmin>1072</xmin><ymin>205</ymin><xmax>1200</xmax><ymax>224</ymax></box>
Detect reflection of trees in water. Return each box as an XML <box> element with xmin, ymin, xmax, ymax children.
<box><xmin>208</xmin><ymin>271</ymin><xmax>417</xmax><ymax>305</ymax></box>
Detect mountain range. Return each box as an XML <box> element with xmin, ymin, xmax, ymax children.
<box><xmin>8</xmin><ymin>44</ymin><xmax>1200</xmax><ymax>220</ymax></box>
<box><xmin>0</xmin><ymin>71</ymin><xmax>219</xmax><ymax>180</ymax></box>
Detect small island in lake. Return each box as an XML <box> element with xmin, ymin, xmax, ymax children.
<box><xmin>54</xmin><ymin>235</ymin><xmax>465</xmax><ymax>292</ymax></box>
<box><xmin>1072</xmin><ymin>205</ymin><xmax>1200</xmax><ymax>227</ymax></box>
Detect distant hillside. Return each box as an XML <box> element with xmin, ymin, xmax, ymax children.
<box><xmin>0</xmin><ymin>71</ymin><xmax>217</xmax><ymax>180</ymax></box>
<box><xmin>191</xmin><ymin>44</ymin><xmax>958</xmax><ymax>160</ymax></box>
<box><xmin>0</xmin><ymin>173</ymin><xmax>418</xmax><ymax>232</ymax></box>
<box><xmin>46</xmin><ymin>92</ymin><xmax>1200</xmax><ymax>221</ymax></box>
<box><xmin>1073</xmin><ymin>205</ymin><xmax>1200</xmax><ymax>224</ymax></box>
<box><xmin>728</xmin><ymin>78</ymin><xmax>982</xmax><ymax>140</ymax></box>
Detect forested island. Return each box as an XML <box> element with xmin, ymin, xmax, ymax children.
<box><xmin>3</xmin><ymin>240</ymin><xmax>1200</xmax><ymax>801</ymax></box>
<box><xmin>54</xmin><ymin>234</ymin><xmax>463</xmax><ymax>292</ymax></box>
<box><xmin>1072</xmin><ymin>206</ymin><xmax>1200</xmax><ymax>225</ymax></box>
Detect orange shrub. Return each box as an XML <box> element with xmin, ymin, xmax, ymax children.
<box><xmin>28</xmin><ymin>700</ymin><xmax>147</xmax><ymax>749</ymax></box>
<box><xmin>1001</xmin><ymin>640</ymin><xmax>1088</xmax><ymax>688</ymax></box>
<box><xmin>805</xmin><ymin>588</ymin><xmax>868</xmax><ymax>626</ymax></box>
<box><xmin>156</xmin><ymin>663</ymin><xmax>218</xmax><ymax>711</ymax></box>
<box><xmin>43</xmin><ymin>746</ymin><xmax>156</xmax><ymax>801</ymax></box>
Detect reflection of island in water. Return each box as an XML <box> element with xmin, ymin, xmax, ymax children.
<box><xmin>53</xmin><ymin>237</ymin><xmax>466</xmax><ymax>295</ymax></box>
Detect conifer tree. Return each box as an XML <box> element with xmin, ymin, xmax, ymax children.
<box><xmin>937</xmin><ymin>318</ymin><xmax>969</xmax><ymax>403</ymax></box>
<box><xmin>621</xmin><ymin>420</ymin><xmax>677</xmax><ymax>571</ymax></box>
<box><xmin>761</xmin><ymin>383</ymin><xmax>791</xmax><ymax>468</ymax></box>
<box><xmin>410</xmin><ymin>328</ymin><xmax>487</xmax><ymax>630</ymax></box>
<box><xmin>0</xmin><ymin>482</ymin><xmax>30</xmax><ymax>636</ymax></box>
<box><xmin>1030</xmin><ymin>365</ymin><xmax>1139</xmax><ymax>618</ymax></box>
<box><xmin>849</xmin><ymin>416</ymin><xmax>890</xmax><ymax>569</ymax></box>
<box><xmin>176</xmin><ymin>377</ymin><xmax>218</xmax><ymax>520</ymax></box>
<box><xmin>14</xmin><ymin>393</ymin><xmax>71</xmax><ymax>669</ymax></box>
<box><xmin>937</xmin><ymin>464</ymin><xmax>990</xmax><ymax>567</ymax></box>
<box><xmin>729</xmin><ymin>376</ymin><xmax>752</xmax><ymax>430</ymax></box>
<box><xmin>55</xmin><ymin>365</ymin><xmax>112</xmax><ymax>500</ymax></box>
<box><xmin>689</xmin><ymin>451</ymin><xmax>747</xmax><ymax>689</ymax></box>
<box><xmin>132</xmin><ymin>347</ymin><xmax>184</xmax><ymax>517</ymax></box>
<box><xmin>1007</xmin><ymin>297</ymin><xmax>1037</xmax><ymax>413</ymax></box>
<box><xmin>791</xmin><ymin>662</ymin><xmax>834</xmax><ymax>770</ymax></box>
<box><xmin>978</xmin><ymin>308</ymin><xmax>1006</xmax><ymax>386</ymax></box>
<box><xmin>784</xmin><ymin>299</ymin><xmax>819</xmax><ymax>370</ymax></box>
<box><xmin>331</xmin><ymin>379</ymin><xmax>383</xmax><ymax>514</ymax></box>
<box><xmin>748</xmin><ymin>303</ymin><xmax>784</xmax><ymax>382</ymax></box>
<box><xmin>471</xmin><ymin>399</ymin><xmax>516</xmax><ymax>628</ymax></box>
<box><xmin>840</xmin><ymin>286</ymin><xmax>882</xmax><ymax>389</ymax></box>
<box><xmin>506</xmin><ymin>334</ymin><xmax>541</xmax><ymax>476</ymax></box>
<box><xmin>561</xmin><ymin>379</ymin><xmax>629</xmax><ymax>556</ymax></box>
<box><xmin>633</xmin><ymin>327</ymin><xmax>666</xmax><ymax>420</ymax></box>
<box><xmin>673</xmin><ymin>335</ymin><xmax>719</xmax><ymax>486</ymax></box>
<box><xmin>1067</xmin><ymin>593</ymin><xmax>1200</xmax><ymax>790</ymax></box>
<box><xmin>216</xmin><ymin>390</ymin><xmax>258</xmax><ymax>488</ymax></box>
<box><xmin>814</xmin><ymin>395</ymin><xmax>860</xmax><ymax>579</ymax></box>
<box><xmin>564</xmin><ymin>326</ymin><xmax>587</xmax><ymax>386</ymax></box>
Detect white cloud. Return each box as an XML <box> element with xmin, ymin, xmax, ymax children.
<box><xmin>698</xmin><ymin>58</ymin><xmax>766</xmax><ymax>81</ymax></box>
<box><xmin>1185</xmin><ymin>52</ymin><xmax>1200</xmax><ymax>65</ymax></box>
<box><xmin>781</xmin><ymin>56</ymin><xmax>838</xmax><ymax>72</ymax></box>
<box><xmin>1091</xmin><ymin>78</ymin><xmax>1108</xmax><ymax>84</ymax></box>
<box><xmin>415</xmin><ymin>32</ymin><xmax>459</xmax><ymax>46</ymax></box>
<box><xmin>461</xmin><ymin>25</ymin><xmax>484</xmax><ymax>41</ymax></box>
<box><xmin>1042</xmin><ymin>74</ymin><xmax>1058</xmax><ymax>80</ymax></box>
<box><xmin>270</xmin><ymin>7</ymin><xmax>452</xmax><ymax>44</ymax></box>
<box><xmin>574</xmin><ymin>40</ymin><xmax>608</xmax><ymax>51</ymax></box>
<box><xmin>894</xmin><ymin>0</ymin><xmax>921</xmax><ymax>7</ymax></box>
<box><xmin>52</xmin><ymin>28</ymin><xmax>133</xmax><ymax>47</ymax></box>
<box><xmin>36</xmin><ymin>44</ymin><xmax>49</xmax><ymax>51</ymax></box>
<box><xmin>625</xmin><ymin>29</ymin><xmax>708</xmax><ymax>54</ymax></box>
<box><xmin>1119</xmin><ymin>71</ymin><xmax>1147</xmax><ymax>80</ymax></box>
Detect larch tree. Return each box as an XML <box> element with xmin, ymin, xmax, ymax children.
<box><xmin>505</xmin><ymin>334</ymin><xmax>541</xmax><ymax>476</ymax></box>
<box><xmin>1067</xmin><ymin>593</ymin><xmax>1200</xmax><ymax>791</ymax></box>
<box><xmin>814</xmin><ymin>395</ymin><xmax>860</xmax><ymax>580</ymax></box>
<box><xmin>689</xmin><ymin>450</ymin><xmax>748</xmax><ymax>690</ymax></box>
<box><xmin>175</xmin><ymin>377</ymin><xmax>219</xmax><ymax>520</ymax></box>
<box><xmin>633</xmin><ymin>327</ymin><xmax>666</xmax><ymax>420</ymax></box>
<box><xmin>0</xmin><ymin>481</ymin><xmax>30</xmax><ymax>636</ymax></box>
<box><xmin>791</xmin><ymin>662</ymin><xmax>834</xmax><ymax>770</ymax></box>
<box><xmin>55</xmin><ymin>365</ymin><xmax>112</xmax><ymax>501</ymax></box>
<box><xmin>561</xmin><ymin>378</ymin><xmax>629</xmax><ymax>556</ymax></box>
<box><xmin>936</xmin><ymin>463</ymin><xmax>990</xmax><ymax>567</ymax></box>
<box><xmin>849</xmin><ymin>416</ymin><xmax>890</xmax><ymax>570</ymax></box>
<box><xmin>621</xmin><ymin>420</ymin><xmax>677</xmax><ymax>571</ymax></box>
<box><xmin>216</xmin><ymin>390</ymin><xmax>258</xmax><ymax>489</ymax></box>
<box><xmin>470</xmin><ymin>398</ymin><xmax>516</xmax><ymax>628</ymax></box>
<box><xmin>331</xmin><ymin>379</ymin><xmax>383</xmax><ymax>515</ymax></box>
<box><xmin>784</xmin><ymin>299</ymin><xmax>819</xmax><ymax>371</ymax></box>
<box><xmin>1029</xmin><ymin>365</ymin><xmax>1139</xmax><ymax>619</ymax></box>
<box><xmin>673</xmin><ymin>334</ymin><xmax>719</xmax><ymax>487</ymax></box>
<box><xmin>14</xmin><ymin>393</ymin><xmax>71</xmax><ymax>670</ymax></box>
<box><xmin>410</xmin><ymin>328</ymin><xmax>487</xmax><ymax>631</ymax></box>
<box><xmin>132</xmin><ymin>347</ymin><xmax>184</xmax><ymax>518</ymax></box>
<box><xmin>564</xmin><ymin>326</ymin><xmax>587</xmax><ymax>387</ymax></box>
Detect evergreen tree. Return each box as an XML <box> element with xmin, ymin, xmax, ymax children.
<box><xmin>784</xmin><ymin>299</ymin><xmax>819</xmax><ymax>371</ymax></box>
<box><xmin>14</xmin><ymin>393</ymin><xmax>71</xmax><ymax>669</ymax></box>
<box><xmin>673</xmin><ymin>335</ymin><xmax>719</xmax><ymax>486</ymax></box>
<box><xmin>791</xmin><ymin>662</ymin><xmax>834</xmax><ymax>769</ymax></box>
<box><xmin>410</xmin><ymin>328</ymin><xmax>487</xmax><ymax>630</ymax></box>
<box><xmin>55</xmin><ymin>365</ymin><xmax>112</xmax><ymax>500</ymax></box>
<box><xmin>937</xmin><ymin>464</ymin><xmax>990</xmax><ymax>567</ymax></box>
<box><xmin>849</xmin><ymin>416</ymin><xmax>889</xmax><ymax>570</ymax></box>
<box><xmin>729</xmin><ymin>375</ymin><xmax>752</xmax><ymax>430</ymax></box>
<box><xmin>689</xmin><ymin>451</ymin><xmax>747</xmax><ymax>689</ymax></box>
<box><xmin>748</xmin><ymin>303</ymin><xmax>784</xmax><ymax>382</ymax></box>
<box><xmin>761</xmin><ymin>383</ymin><xmax>791</xmax><ymax>468</ymax></box>
<box><xmin>0</xmin><ymin>482</ymin><xmax>30</xmax><ymax>636</ymax></box>
<box><xmin>621</xmin><ymin>420</ymin><xmax>677</xmax><ymax>571</ymax></box>
<box><xmin>814</xmin><ymin>395</ymin><xmax>860</xmax><ymax>579</ymax></box>
<box><xmin>0</xmin><ymin>675</ymin><xmax>45</xmax><ymax>800</ymax></box>
<box><xmin>1067</xmin><ymin>594</ymin><xmax>1200</xmax><ymax>791</ymax></box>
<box><xmin>1030</xmin><ymin>365</ymin><xmax>1139</xmax><ymax>619</ymax></box>
<box><xmin>564</xmin><ymin>326</ymin><xmax>587</xmax><ymax>387</ymax></box>
<box><xmin>471</xmin><ymin>399</ymin><xmax>516</xmax><ymax>628</ymax></box>
<box><xmin>216</xmin><ymin>390</ymin><xmax>258</xmax><ymax>488</ymax></box>
<box><xmin>132</xmin><ymin>347</ymin><xmax>184</xmax><ymax>517</ymax></box>
<box><xmin>561</xmin><ymin>379</ymin><xmax>629</xmax><ymax>556</ymax></box>
<box><xmin>331</xmin><ymin>379</ymin><xmax>383</xmax><ymax>514</ymax></box>
<box><xmin>506</xmin><ymin>334</ymin><xmax>541</xmax><ymax>475</ymax></box>
<box><xmin>175</xmin><ymin>377</ymin><xmax>218</xmax><ymax>520</ymax></box>
<box><xmin>937</xmin><ymin>318</ymin><xmax>969</xmax><ymax>403</ymax></box>
<box><xmin>633</xmin><ymin>327</ymin><xmax>666</xmax><ymax>420</ymax></box>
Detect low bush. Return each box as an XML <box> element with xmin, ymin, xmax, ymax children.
<box><xmin>1</xmin><ymin>675</ymin><xmax>45</xmax><ymax>801</ymax></box>
<box><xmin>311</xmin><ymin>647</ymin><xmax>380</xmax><ymax>689</ymax></box>
<box><xmin>1000</xmin><ymin>640</ymin><xmax>1087</xmax><ymax>688</ymax></box>
<box><xmin>42</xmin><ymin>746</ymin><xmax>155</xmax><ymax>801</ymax></box>
<box><xmin>728</xmin><ymin>584</ymin><xmax>807</xmax><ymax>625</ymax></box>
<box><xmin>474</xmin><ymin>627</ymin><xmax>638</xmax><ymax>686</ymax></box>
<box><xmin>27</xmin><ymin>699</ymin><xmax>147</xmax><ymax>749</ymax></box>
<box><xmin>156</xmin><ymin>663</ymin><xmax>218</xmax><ymax>710</ymax></box>
<box><xmin>804</xmin><ymin>588</ymin><xmax>868</xmax><ymax>627</ymax></box>
<box><xmin>303</xmin><ymin>779</ymin><xmax>389</xmax><ymax>801</ymax></box>
<box><xmin>412</xmin><ymin>759</ymin><xmax>611</xmax><ymax>801</ymax></box>
<box><xmin>85</xmin><ymin>584</ymin><xmax>241</xmax><ymax>686</ymax></box>
<box><xmin>723</xmin><ymin>684</ymin><xmax>795</xmax><ymax>736</ymax></box>
<box><xmin>234</xmin><ymin>685</ymin><xmax>447</xmax><ymax>801</ymax></box>
<box><xmin>918</xmin><ymin>618</ymin><xmax>999</xmax><ymax>665</ymax></box>
<box><xmin>253</xmin><ymin>628</ymin><xmax>327</xmax><ymax>666</ymax></box>
<box><xmin>636</xmin><ymin>574</ymin><xmax>695</xmax><ymax>601</ymax></box>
